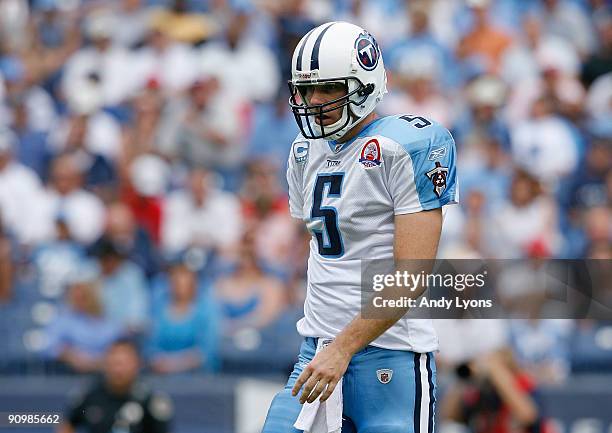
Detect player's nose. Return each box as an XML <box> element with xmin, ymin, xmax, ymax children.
<box><xmin>310</xmin><ymin>88</ymin><xmax>326</xmax><ymax>105</ymax></box>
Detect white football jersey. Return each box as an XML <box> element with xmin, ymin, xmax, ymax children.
<box><xmin>287</xmin><ymin>115</ymin><xmax>458</xmax><ymax>352</ymax></box>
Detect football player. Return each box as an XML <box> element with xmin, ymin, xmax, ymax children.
<box><xmin>262</xmin><ymin>21</ymin><xmax>458</xmax><ymax>433</ymax></box>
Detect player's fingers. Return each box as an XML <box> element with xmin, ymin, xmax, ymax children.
<box><xmin>306</xmin><ymin>379</ymin><xmax>328</xmax><ymax>404</ymax></box>
<box><xmin>319</xmin><ymin>379</ymin><xmax>337</xmax><ymax>403</ymax></box>
<box><xmin>299</xmin><ymin>374</ymin><xmax>321</xmax><ymax>404</ymax></box>
<box><xmin>291</xmin><ymin>367</ymin><xmax>312</xmax><ymax>397</ymax></box>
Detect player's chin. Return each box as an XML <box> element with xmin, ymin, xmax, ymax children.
<box><xmin>315</xmin><ymin>115</ymin><xmax>338</xmax><ymax>126</ymax></box>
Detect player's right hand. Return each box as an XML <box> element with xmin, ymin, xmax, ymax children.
<box><xmin>291</xmin><ymin>342</ymin><xmax>351</xmax><ymax>404</ymax></box>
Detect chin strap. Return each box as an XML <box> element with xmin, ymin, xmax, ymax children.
<box><xmin>327</xmin><ymin>110</ymin><xmax>366</xmax><ymax>141</ymax></box>
<box><xmin>312</xmin><ymin>104</ymin><xmax>350</xmax><ymax>139</ymax></box>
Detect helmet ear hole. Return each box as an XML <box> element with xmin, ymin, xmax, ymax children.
<box><xmin>357</xmin><ymin>83</ymin><xmax>375</xmax><ymax>97</ymax></box>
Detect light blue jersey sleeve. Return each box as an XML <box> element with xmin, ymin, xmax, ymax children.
<box><xmin>377</xmin><ymin>115</ymin><xmax>458</xmax><ymax>214</ymax></box>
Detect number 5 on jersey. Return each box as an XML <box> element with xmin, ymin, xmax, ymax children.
<box><xmin>311</xmin><ymin>173</ymin><xmax>345</xmax><ymax>258</ymax></box>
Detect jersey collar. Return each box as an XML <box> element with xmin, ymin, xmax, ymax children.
<box><xmin>326</xmin><ymin>116</ymin><xmax>381</xmax><ymax>153</ymax></box>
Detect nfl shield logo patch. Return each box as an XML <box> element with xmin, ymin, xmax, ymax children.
<box><xmin>376</xmin><ymin>369</ymin><xmax>393</xmax><ymax>384</ymax></box>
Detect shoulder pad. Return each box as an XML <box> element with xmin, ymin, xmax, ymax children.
<box><xmin>370</xmin><ymin>115</ymin><xmax>453</xmax><ymax>154</ymax></box>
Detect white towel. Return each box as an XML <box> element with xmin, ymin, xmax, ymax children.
<box><xmin>294</xmin><ymin>338</ymin><xmax>343</xmax><ymax>433</ymax></box>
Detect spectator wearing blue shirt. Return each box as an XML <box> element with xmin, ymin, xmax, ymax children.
<box><xmin>148</xmin><ymin>263</ymin><xmax>219</xmax><ymax>374</ymax></box>
<box><xmin>509</xmin><ymin>319</ymin><xmax>572</xmax><ymax>384</ymax></box>
<box><xmin>247</xmin><ymin>89</ymin><xmax>297</xmax><ymax>173</ymax></box>
<box><xmin>213</xmin><ymin>232</ymin><xmax>285</xmax><ymax>335</ymax></box>
<box><xmin>568</xmin><ymin>140</ymin><xmax>610</xmax><ymax>210</ymax></box>
<box><xmin>8</xmin><ymin>94</ymin><xmax>51</xmax><ymax>180</ymax></box>
<box><xmin>274</xmin><ymin>7</ymin><xmax>316</xmax><ymax>82</ymax></box>
<box><xmin>459</xmin><ymin>137</ymin><xmax>512</xmax><ymax>213</ymax></box>
<box><xmin>91</xmin><ymin>236</ymin><xmax>150</xmax><ymax>335</ymax></box>
<box><xmin>43</xmin><ymin>269</ymin><xmax>121</xmax><ymax>373</ymax></box>
<box><xmin>452</xmin><ymin>75</ymin><xmax>511</xmax><ymax>151</ymax></box>
<box><xmin>386</xmin><ymin>3</ymin><xmax>459</xmax><ymax>90</ymax></box>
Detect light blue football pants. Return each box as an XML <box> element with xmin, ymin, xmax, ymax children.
<box><xmin>261</xmin><ymin>337</ymin><xmax>436</xmax><ymax>433</ymax></box>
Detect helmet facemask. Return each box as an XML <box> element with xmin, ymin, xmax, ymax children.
<box><xmin>288</xmin><ymin>77</ymin><xmax>374</xmax><ymax>141</ymax></box>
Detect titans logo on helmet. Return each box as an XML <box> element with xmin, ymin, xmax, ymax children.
<box><xmin>355</xmin><ymin>32</ymin><xmax>380</xmax><ymax>71</ymax></box>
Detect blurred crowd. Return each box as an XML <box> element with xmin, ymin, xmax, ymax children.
<box><xmin>0</xmin><ymin>0</ymin><xmax>610</xmax><ymax>403</ymax></box>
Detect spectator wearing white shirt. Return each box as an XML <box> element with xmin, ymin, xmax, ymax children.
<box><xmin>27</xmin><ymin>153</ymin><xmax>105</xmax><ymax>247</ymax></box>
<box><xmin>434</xmin><ymin>319</ymin><xmax>543</xmax><ymax>433</ymax></box>
<box><xmin>111</xmin><ymin>0</ymin><xmax>153</xmax><ymax>48</ymax></box>
<box><xmin>539</xmin><ymin>0</ymin><xmax>597</xmax><ymax>58</ymax></box>
<box><xmin>133</xmin><ymin>27</ymin><xmax>200</xmax><ymax>96</ymax></box>
<box><xmin>434</xmin><ymin>319</ymin><xmax>509</xmax><ymax>367</ymax></box>
<box><xmin>0</xmin><ymin>129</ymin><xmax>44</xmax><ymax>245</ymax></box>
<box><xmin>0</xmin><ymin>0</ymin><xmax>29</xmax><ymax>52</ymax></box>
<box><xmin>438</xmin><ymin>190</ymin><xmax>486</xmax><ymax>260</ymax></box>
<box><xmin>199</xmin><ymin>11</ymin><xmax>280</xmax><ymax>103</ymax></box>
<box><xmin>50</xmin><ymin>81</ymin><xmax>123</xmax><ymax>162</ymax></box>
<box><xmin>488</xmin><ymin>169</ymin><xmax>560</xmax><ymax>258</ymax></box>
<box><xmin>585</xmin><ymin>72</ymin><xmax>612</xmax><ymax>138</ymax></box>
<box><xmin>162</xmin><ymin>167</ymin><xmax>242</xmax><ymax>256</ymax></box>
<box><xmin>499</xmin><ymin>16</ymin><xmax>541</xmax><ymax>85</ymax></box>
<box><xmin>505</xmin><ymin>17</ymin><xmax>585</xmax><ymax>123</ymax></box>
<box><xmin>156</xmin><ymin>75</ymin><xmax>246</xmax><ymax>169</ymax></box>
<box><xmin>61</xmin><ymin>10</ymin><xmax>138</xmax><ymax>107</ymax></box>
<box><xmin>504</xmin><ymin>24</ymin><xmax>585</xmax><ymax>125</ymax></box>
<box><xmin>510</xmin><ymin>97</ymin><xmax>579</xmax><ymax>188</ymax></box>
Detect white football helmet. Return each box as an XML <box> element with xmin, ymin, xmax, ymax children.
<box><xmin>288</xmin><ymin>21</ymin><xmax>388</xmax><ymax>141</ymax></box>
